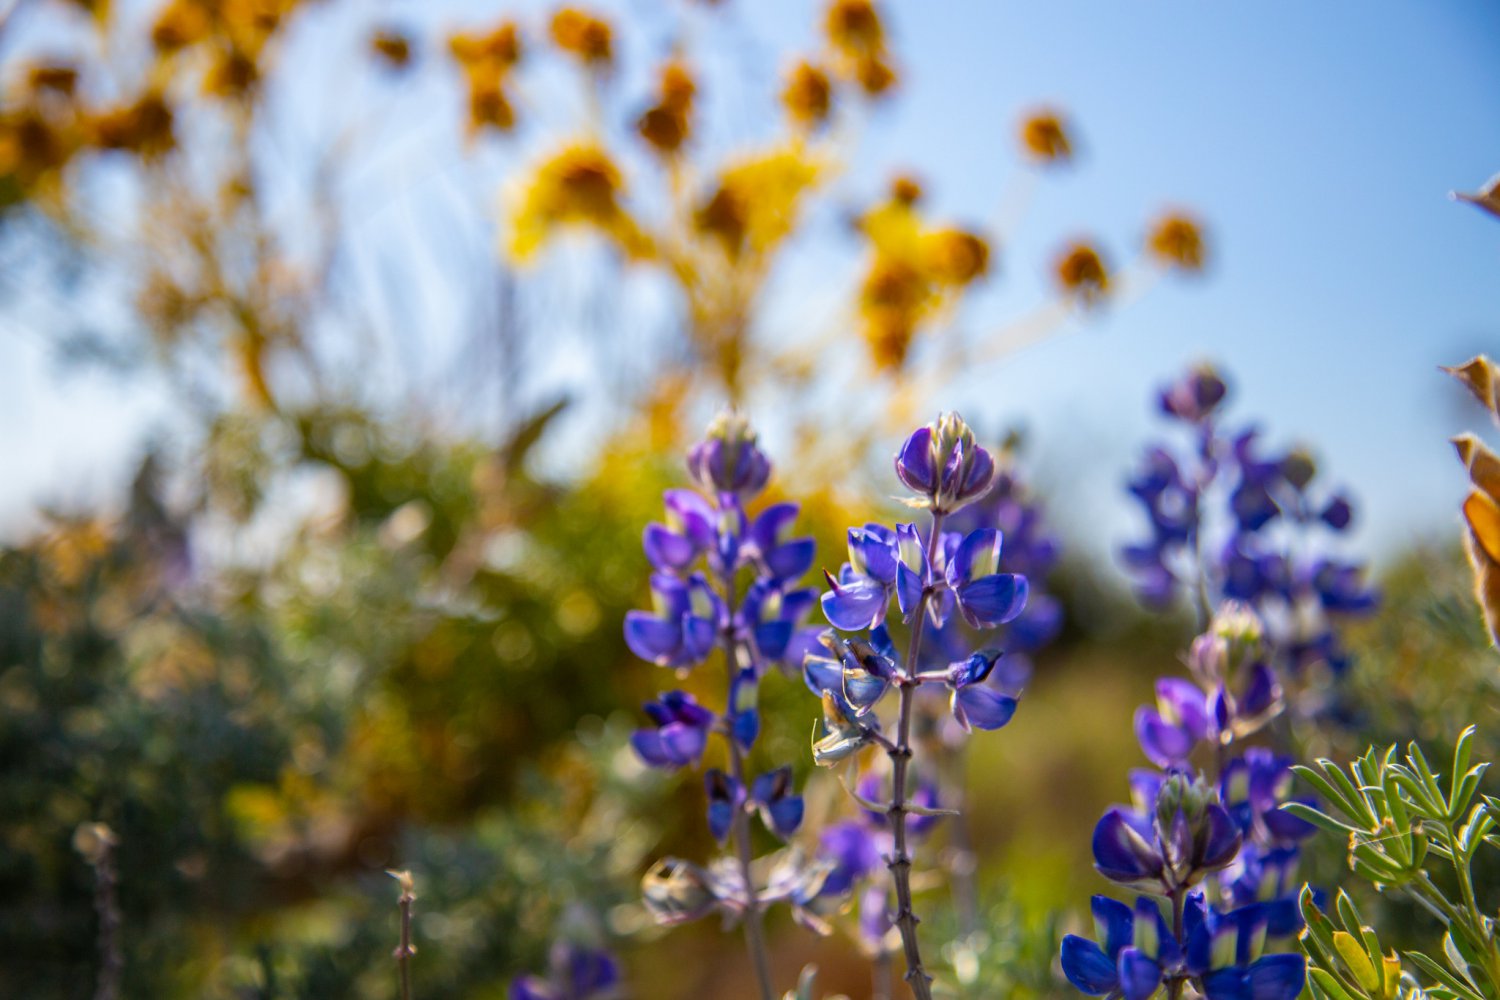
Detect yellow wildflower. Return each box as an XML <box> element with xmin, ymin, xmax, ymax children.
<box><xmin>825</xmin><ymin>0</ymin><xmax>885</xmax><ymax>59</ymax></box>
<box><xmin>781</xmin><ymin>60</ymin><xmax>832</xmax><ymax>130</ymax></box>
<box><xmin>550</xmin><ymin>8</ymin><xmax>613</xmax><ymax>68</ymax></box>
<box><xmin>151</xmin><ymin>0</ymin><xmax>213</xmax><ymax>52</ymax></box>
<box><xmin>694</xmin><ymin>147</ymin><xmax>821</xmax><ymax>259</ymax></box>
<box><xmin>371</xmin><ymin>29</ymin><xmax>413</xmax><ymax>69</ymax></box>
<box><xmin>924</xmin><ymin>228</ymin><xmax>990</xmax><ymax>286</ymax></box>
<box><xmin>637</xmin><ymin>61</ymin><xmax>695</xmax><ymax>156</ymax></box>
<box><xmin>508</xmin><ymin>143</ymin><xmax>649</xmax><ymax>262</ymax></box>
<box><xmin>1054</xmin><ymin>240</ymin><xmax>1110</xmax><ymax>304</ymax></box>
<box><xmin>449</xmin><ymin>21</ymin><xmax>522</xmax><ymax>78</ymax></box>
<box><xmin>1146</xmin><ymin>212</ymin><xmax>1207</xmax><ymax>272</ymax></box>
<box><xmin>90</xmin><ymin>91</ymin><xmax>175</xmax><ymax>157</ymax></box>
<box><xmin>1020</xmin><ymin>110</ymin><xmax>1073</xmax><ymax>164</ymax></box>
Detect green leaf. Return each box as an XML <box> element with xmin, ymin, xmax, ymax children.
<box><xmin>1407</xmin><ymin>951</ymin><xmax>1487</xmax><ymax>1000</ymax></box>
<box><xmin>1311</xmin><ymin>968</ymin><xmax>1366</xmax><ymax>1000</ymax></box>
<box><xmin>1284</xmin><ymin>800</ymin><xmax>1362</xmax><ymax>835</ymax></box>
<box><xmin>1336</xmin><ymin>932</ymin><xmax>1382</xmax><ymax>993</ymax></box>
<box><xmin>1408</xmin><ymin>741</ymin><xmax>1450</xmax><ymax>815</ymax></box>
<box><xmin>1453</xmin><ymin>726</ymin><xmax>1477</xmax><ymax>788</ymax></box>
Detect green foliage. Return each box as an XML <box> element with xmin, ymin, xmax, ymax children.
<box><xmin>1291</xmin><ymin>730</ymin><xmax>1500</xmax><ymax>1000</ymax></box>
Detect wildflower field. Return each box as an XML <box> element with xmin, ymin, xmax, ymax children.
<box><xmin>1</xmin><ymin>1</ymin><xmax>1498</xmax><ymax>998</ymax></box>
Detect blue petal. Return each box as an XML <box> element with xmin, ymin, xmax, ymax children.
<box><xmin>624</xmin><ymin>612</ymin><xmax>680</xmax><ymax>665</ymax></box>
<box><xmin>643</xmin><ymin>524</ymin><xmax>697</xmax><ymax>570</ymax></box>
<box><xmin>564</xmin><ymin>947</ymin><xmax>619</xmax><ymax>993</ymax></box>
<box><xmin>895</xmin><ymin>426</ymin><xmax>937</xmax><ymax>494</ymax></box>
<box><xmin>509</xmin><ymin>975</ymin><xmax>561</xmax><ymax>1000</ymax></box>
<box><xmin>659</xmin><ymin>721</ymin><xmax>707</xmax><ymax>764</ymax></box>
<box><xmin>948</xmin><ymin>528</ymin><xmax>1000</xmax><ymax>587</ymax></box>
<box><xmin>843</xmin><ymin>669</ymin><xmax>890</xmax><ymax>716</ymax></box>
<box><xmin>1134</xmin><ymin>707</ymin><xmax>1198</xmax><ymax>768</ymax></box>
<box><xmin>896</xmin><ymin>561</ymin><xmax>925</xmax><ymax>620</ymax></box>
<box><xmin>953</xmin><ymin>685</ymin><xmax>1017</xmax><ymax>731</ymax></box>
<box><xmin>1092</xmin><ymin>809</ymin><xmax>1163</xmax><ymax>885</ymax></box>
<box><xmin>822</xmin><ymin>577</ymin><xmax>889</xmax><ymax>631</ymax></box>
<box><xmin>1091</xmin><ymin>895</ymin><xmax>1134</xmax><ymax>960</ymax></box>
<box><xmin>957</xmin><ymin>573</ymin><xmax>1029</xmax><ymax>628</ymax></box>
<box><xmin>630</xmin><ymin>729</ymin><xmax>673</xmax><ymax>768</ymax></box>
<box><xmin>1246</xmin><ymin>955</ymin><xmax>1305</xmax><ymax>1000</ymax></box>
<box><xmin>804</xmin><ymin>654</ymin><xmax>844</xmax><ymax>698</ymax></box>
<box><xmin>753</xmin><ymin>620</ymin><xmax>794</xmax><ymax>661</ymax></box>
<box><xmin>1061</xmin><ymin>935</ymin><xmax>1119</xmax><ymax>995</ymax></box>
<box><xmin>1202</xmin><ymin>969</ymin><xmax>1250</xmax><ymax>1000</ymax></box>
<box><xmin>1117</xmin><ymin>947</ymin><xmax>1163</xmax><ymax>1000</ymax></box>
<box><xmin>768</xmin><ymin>795</ymin><xmax>805</xmax><ymax>838</ymax></box>
<box><xmin>767</xmin><ymin>539</ymin><xmax>816</xmax><ymax>582</ymax></box>
<box><xmin>1199</xmin><ymin>803</ymin><xmax>1244</xmax><ymax>871</ymax></box>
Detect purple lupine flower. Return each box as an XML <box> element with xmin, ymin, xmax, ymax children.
<box><xmin>1218</xmin><ymin>749</ymin><xmax>1316</xmax><ymax>848</ymax></box>
<box><xmin>510</xmin><ymin>942</ymin><xmax>620</xmax><ymax>1000</ymax></box>
<box><xmin>1093</xmin><ymin>770</ymin><xmax>1240</xmax><ymax>892</ymax></box>
<box><xmin>686</xmin><ymin>410</ymin><xmax>771</xmax><ymax>500</ymax></box>
<box><xmin>631</xmin><ymin>691</ymin><xmax>715</xmax><ymax>769</ymax></box>
<box><xmin>624</xmin><ymin>572</ymin><xmax>721</xmax><ymax>669</ymax></box>
<box><xmin>1183</xmin><ymin>896</ymin><xmax>1306</xmax><ymax>1000</ymax></box>
<box><xmin>1060</xmin><ymin>895</ymin><xmax>1179</xmax><ymax>1000</ymax></box>
<box><xmin>944</xmin><ymin>528</ymin><xmax>1030</xmax><ymax>629</ymax></box>
<box><xmin>705</xmin><ymin>769</ymin><xmax>746</xmax><ymax>843</ymax></box>
<box><xmin>749</xmin><ymin>766</ymin><xmax>804</xmax><ymax>839</ymax></box>
<box><xmin>821</xmin><ymin>524</ymin><xmax>901</xmax><ymax>631</ymax></box>
<box><xmin>942</xmin><ymin>649</ymin><xmax>1017</xmax><ymax>732</ymax></box>
<box><xmin>1218</xmin><ymin>844</ymin><xmax>1308</xmax><ymax>937</ymax></box>
<box><xmin>1133</xmin><ymin>677</ymin><xmax>1212</xmax><ymax>768</ymax></box>
<box><xmin>642</xmin><ymin>489</ymin><xmax>717</xmax><ymax>571</ymax></box>
<box><xmin>1159</xmin><ymin>363</ymin><xmax>1228</xmax><ymax>424</ymax></box>
<box><xmin>817</xmin><ymin>820</ymin><xmax>884</xmax><ymax>896</ymax></box>
<box><xmin>895</xmin><ymin>412</ymin><xmax>997</xmax><ymax>514</ymax></box>
<box><xmin>746</xmin><ymin>502</ymin><xmax>817</xmax><ymax>583</ymax></box>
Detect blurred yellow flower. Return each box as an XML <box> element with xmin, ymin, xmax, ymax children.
<box><xmin>90</xmin><ymin>92</ymin><xmax>175</xmax><ymax>157</ymax></box>
<box><xmin>468</xmin><ymin>83</ymin><xmax>516</xmax><ymax>134</ymax></box>
<box><xmin>449</xmin><ymin>21</ymin><xmax>523</xmax><ymax>77</ymax></box>
<box><xmin>853</xmin><ymin>53</ymin><xmax>897</xmax><ymax>97</ymax></box>
<box><xmin>151</xmin><ymin>0</ymin><xmax>213</xmax><ymax>53</ymax></box>
<box><xmin>1020</xmin><ymin>110</ymin><xmax>1073</xmax><ymax>164</ymax></box>
<box><xmin>924</xmin><ymin>227</ymin><xmax>990</xmax><ymax>285</ymax></box>
<box><xmin>508</xmin><ymin>142</ymin><xmax>649</xmax><ymax>262</ymax></box>
<box><xmin>371</xmin><ymin>29</ymin><xmax>413</xmax><ymax>70</ymax></box>
<box><xmin>1054</xmin><ymin>240</ymin><xmax>1110</xmax><ymax>304</ymax></box>
<box><xmin>825</xmin><ymin>0</ymin><xmax>885</xmax><ymax>59</ymax></box>
<box><xmin>781</xmin><ymin>60</ymin><xmax>832</xmax><ymax>130</ymax></box>
<box><xmin>26</xmin><ymin>62</ymin><xmax>80</xmax><ymax>98</ymax></box>
<box><xmin>1146</xmin><ymin>212</ymin><xmax>1207</xmax><ymax>272</ymax></box>
<box><xmin>550</xmin><ymin>7</ymin><xmax>613</xmax><ymax>68</ymax></box>
<box><xmin>637</xmin><ymin>61</ymin><xmax>696</xmax><ymax>157</ymax></box>
<box><xmin>694</xmin><ymin>147</ymin><xmax>821</xmax><ymax>260</ymax></box>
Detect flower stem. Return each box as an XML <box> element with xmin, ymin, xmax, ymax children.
<box><xmin>721</xmin><ymin>572</ymin><xmax>776</xmax><ymax>1000</ymax></box>
<box><xmin>1167</xmin><ymin>886</ymin><xmax>1186</xmax><ymax>1000</ymax></box>
<box><xmin>83</xmin><ymin>826</ymin><xmax>122</xmax><ymax>1000</ymax></box>
<box><xmin>887</xmin><ymin>510</ymin><xmax>945</xmax><ymax>1000</ymax></box>
<box><xmin>391</xmin><ymin>872</ymin><xmax>416</xmax><ymax>1000</ymax></box>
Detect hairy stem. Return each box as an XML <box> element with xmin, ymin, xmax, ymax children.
<box><xmin>393</xmin><ymin>876</ymin><xmax>415</xmax><ymax>1000</ymax></box>
<box><xmin>88</xmin><ymin>829</ymin><xmax>122</xmax><ymax>1000</ymax></box>
<box><xmin>887</xmin><ymin>510</ymin><xmax>945</xmax><ymax>1000</ymax></box>
<box><xmin>720</xmin><ymin>572</ymin><xmax>776</xmax><ymax>1000</ymax></box>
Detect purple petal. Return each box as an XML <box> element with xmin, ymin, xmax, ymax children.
<box><xmin>1246</xmin><ymin>955</ymin><xmax>1305</xmax><ymax>1000</ymax></box>
<box><xmin>1091</xmin><ymin>894</ymin><xmax>1134</xmax><ymax>960</ymax></box>
<box><xmin>509</xmin><ymin>976</ymin><xmax>562</xmax><ymax>1000</ymax></box>
<box><xmin>895</xmin><ymin>426</ymin><xmax>937</xmax><ymax>494</ymax></box>
<box><xmin>1061</xmin><ymin>935</ymin><xmax>1119</xmax><ymax>995</ymax></box>
<box><xmin>643</xmin><ymin>523</ymin><xmax>697</xmax><ymax>570</ymax></box>
<box><xmin>956</xmin><ymin>573</ymin><xmax>1029</xmax><ymax>628</ymax></box>
<box><xmin>821</xmin><ymin>576</ymin><xmax>890</xmax><ymax>630</ymax></box>
<box><xmin>1093</xmin><ymin>808</ymin><xmax>1164</xmax><ymax>885</ymax></box>
<box><xmin>659</xmin><ymin>721</ymin><xmax>707</xmax><ymax>765</ymax></box>
<box><xmin>630</xmin><ymin>729</ymin><xmax>673</xmax><ymax>768</ymax></box>
<box><xmin>1134</xmin><ymin>707</ymin><xmax>1198</xmax><ymax>768</ymax></box>
<box><xmin>624</xmin><ymin>612</ymin><xmax>681</xmax><ymax>665</ymax></box>
<box><xmin>766</xmin><ymin>539</ymin><xmax>816</xmax><ymax>582</ymax></box>
<box><xmin>953</xmin><ymin>685</ymin><xmax>1017</xmax><ymax>731</ymax></box>
<box><xmin>896</xmin><ymin>561</ymin><xmax>925</xmax><ymax>620</ymax></box>
<box><xmin>1156</xmin><ymin>677</ymin><xmax>1210</xmax><ymax>736</ymax></box>
<box><xmin>1118</xmin><ymin>947</ymin><xmax>1163</xmax><ymax>1000</ymax></box>
<box><xmin>947</xmin><ymin>528</ymin><xmax>1000</xmax><ymax>588</ymax></box>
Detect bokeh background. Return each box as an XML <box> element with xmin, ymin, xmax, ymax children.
<box><xmin>1</xmin><ymin>1</ymin><xmax>1497</xmax><ymax>997</ymax></box>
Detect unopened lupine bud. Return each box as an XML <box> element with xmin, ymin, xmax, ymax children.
<box><xmin>687</xmin><ymin>410</ymin><xmax>772</xmax><ymax>500</ymax></box>
<box><xmin>894</xmin><ymin>412</ymin><xmax>995</xmax><ymax>514</ymax></box>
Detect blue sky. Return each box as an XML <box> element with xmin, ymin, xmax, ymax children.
<box><xmin>2</xmin><ymin>1</ymin><xmax>1497</xmax><ymax>563</ymax></box>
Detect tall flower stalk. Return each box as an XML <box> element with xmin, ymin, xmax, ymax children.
<box><xmin>809</xmin><ymin>413</ymin><xmax>1030</xmax><ymax>998</ymax></box>
<box><xmin>627</xmin><ymin>412</ymin><xmax>829</xmax><ymax>1000</ymax></box>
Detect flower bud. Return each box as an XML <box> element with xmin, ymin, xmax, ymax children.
<box><xmin>642</xmin><ymin>858</ymin><xmax>717</xmax><ymax>925</ymax></box>
<box><xmin>894</xmin><ymin>412</ymin><xmax>995</xmax><ymax>514</ymax></box>
<box><xmin>687</xmin><ymin>410</ymin><xmax>771</xmax><ymax>500</ymax></box>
